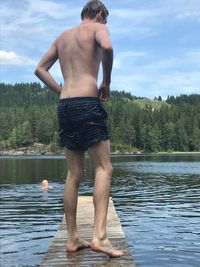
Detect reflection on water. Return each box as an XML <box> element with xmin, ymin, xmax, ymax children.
<box><xmin>0</xmin><ymin>155</ymin><xmax>200</xmax><ymax>267</ymax></box>
<box><xmin>0</xmin><ymin>183</ymin><xmax>64</xmax><ymax>267</ymax></box>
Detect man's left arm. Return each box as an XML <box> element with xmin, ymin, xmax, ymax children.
<box><xmin>95</xmin><ymin>24</ymin><xmax>113</xmax><ymax>101</ymax></box>
<box><xmin>34</xmin><ymin>42</ymin><xmax>62</xmax><ymax>94</ymax></box>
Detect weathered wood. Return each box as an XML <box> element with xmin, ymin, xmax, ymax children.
<box><xmin>40</xmin><ymin>196</ymin><xmax>135</xmax><ymax>267</ymax></box>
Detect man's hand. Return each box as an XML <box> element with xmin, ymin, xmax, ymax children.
<box><xmin>98</xmin><ymin>82</ymin><xmax>110</xmax><ymax>101</ymax></box>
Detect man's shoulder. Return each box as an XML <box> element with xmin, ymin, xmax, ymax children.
<box><xmin>60</xmin><ymin>26</ymin><xmax>78</xmax><ymax>36</ymax></box>
<box><xmin>93</xmin><ymin>23</ymin><xmax>108</xmax><ymax>31</ymax></box>
<box><xmin>95</xmin><ymin>24</ymin><xmax>110</xmax><ymax>38</ymax></box>
<box><xmin>79</xmin><ymin>22</ymin><xmax>108</xmax><ymax>32</ymax></box>
<box><xmin>56</xmin><ymin>26</ymin><xmax>78</xmax><ymax>42</ymax></box>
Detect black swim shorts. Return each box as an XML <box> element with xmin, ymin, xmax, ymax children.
<box><xmin>57</xmin><ymin>97</ymin><xmax>110</xmax><ymax>151</ymax></box>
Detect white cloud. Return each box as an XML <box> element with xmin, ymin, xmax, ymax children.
<box><xmin>184</xmin><ymin>49</ymin><xmax>200</xmax><ymax>64</ymax></box>
<box><xmin>114</xmin><ymin>51</ymin><xmax>146</xmax><ymax>69</ymax></box>
<box><xmin>109</xmin><ymin>8</ymin><xmax>160</xmax><ymax>39</ymax></box>
<box><xmin>109</xmin><ymin>0</ymin><xmax>200</xmax><ymax>39</ymax></box>
<box><xmin>0</xmin><ymin>1</ymin><xmax>81</xmax><ymax>57</ymax></box>
<box><xmin>111</xmin><ymin>48</ymin><xmax>200</xmax><ymax>98</ymax></box>
<box><xmin>146</xmin><ymin>71</ymin><xmax>200</xmax><ymax>98</ymax></box>
<box><xmin>27</xmin><ymin>0</ymin><xmax>80</xmax><ymax>20</ymax></box>
<box><xmin>112</xmin><ymin>69</ymin><xmax>200</xmax><ymax>99</ymax></box>
<box><xmin>114</xmin><ymin>48</ymin><xmax>200</xmax><ymax>75</ymax></box>
<box><xmin>0</xmin><ymin>50</ymin><xmax>36</xmax><ymax>65</ymax></box>
<box><xmin>111</xmin><ymin>9</ymin><xmax>159</xmax><ymax>21</ymax></box>
<box><xmin>0</xmin><ymin>1</ymin><xmax>79</xmax><ymax>40</ymax></box>
<box><xmin>176</xmin><ymin>11</ymin><xmax>200</xmax><ymax>21</ymax></box>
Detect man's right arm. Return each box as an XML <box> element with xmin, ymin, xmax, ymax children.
<box><xmin>34</xmin><ymin>42</ymin><xmax>62</xmax><ymax>95</ymax></box>
<box><xmin>95</xmin><ymin>25</ymin><xmax>113</xmax><ymax>100</ymax></box>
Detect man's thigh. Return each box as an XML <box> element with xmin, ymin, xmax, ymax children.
<box><xmin>65</xmin><ymin>148</ymin><xmax>85</xmax><ymax>176</ymax></box>
<box><xmin>87</xmin><ymin>140</ymin><xmax>111</xmax><ymax>169</ymax></box>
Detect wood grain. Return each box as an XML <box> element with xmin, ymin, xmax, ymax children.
<box><xmin>40</xmin><ymin>196</ymin><xmax>136</xmax><ymax>267</ymax></box>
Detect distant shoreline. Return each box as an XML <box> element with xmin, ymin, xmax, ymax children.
<box><xmin>0</xmin><ymin>144</ymin><xmax>200</xmax><ymax>157</ymax></box>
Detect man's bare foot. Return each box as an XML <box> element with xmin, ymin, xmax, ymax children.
<box><xmin>66</xmin><ymin>237</ymin><xmax>90</xmax><ymax>252</ymax></box>
<box><xmin>91</xmin><ymin>238</ymin><xmax>124</xmax><ymax>258</ymax></box>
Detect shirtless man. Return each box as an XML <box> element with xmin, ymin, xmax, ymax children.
<box><xmin>35</xmin><ymin>0</ymin><xmax>123</xmax><ymax>257</ymax></box>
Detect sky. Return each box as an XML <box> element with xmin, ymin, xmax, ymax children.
<box><xmin>0</xmin><ymin>0</ymin><xmax>200</xmax><ymax>99</ymax></box>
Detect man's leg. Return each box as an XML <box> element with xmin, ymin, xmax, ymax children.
<box><xmin>64</xmin><ymin>148</ymin><xmax>90</xmax><ymax>252</ymax></box>
<box><xmin>88</xmin><ymin>140</ymin><xmax>123</xmax><ymax>257</ymax></box>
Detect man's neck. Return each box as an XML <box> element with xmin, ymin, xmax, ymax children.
<box><xmin>81</xmin><ymin>18</ymin><xmax>96</xmax><ymax>24</ymax></box>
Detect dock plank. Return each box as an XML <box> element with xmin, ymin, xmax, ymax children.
<box><xmin>40</xmin><ymin>196</ymin><xmax>135</xmax><ymax>267</ymax></box>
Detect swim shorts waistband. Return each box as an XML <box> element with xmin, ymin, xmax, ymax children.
<box><xmin>59</xmin><ymin>97</ymin><xmax>100</xmax><ymax>103</ymax></box>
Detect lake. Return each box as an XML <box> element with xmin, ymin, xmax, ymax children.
<box><xmin>0</xmin><ymin>154</ymin><xmax>200</xmax><ymax>267</ymax></box>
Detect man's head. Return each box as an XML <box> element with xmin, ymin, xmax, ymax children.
<box><xmin>81</xmin><ymin>0</ymin><xmax>109</xmax><ymax>24</ymax></box>
<box><xmin>42</xmin><ymin>179</ymin><xmax>48</xmax><ymax>189</ymax></box>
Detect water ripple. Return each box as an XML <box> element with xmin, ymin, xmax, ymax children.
<box><xmin>0</xmin><ymin>155</ymin><xmax>200</xmax><ymax>267</ymax></box>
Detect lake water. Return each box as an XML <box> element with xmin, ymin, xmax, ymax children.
<box><xmin>0</xmin><ymin>154</ymin><xmax>200</xmax><ymax>267</ymax></box>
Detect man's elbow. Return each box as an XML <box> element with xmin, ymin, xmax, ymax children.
<box><xmin>34</xmin><ymin>67</ymin><xmax>43</xmax><ymax>77</ymax></box>
<box><xmin>102</xmin><ymin>44</ymin><xmax>113</xmax><ymax>60</ymax></box>
<box><xmin>101</xmin><ymin>39</ymin><xmax>113</xmax><ymax>51</ymax></box>
<box><xmin>102</xmin><ymin>43</ymin><xmax>113</xmax><ymax>51</ymax></box>
<box><xmin>34</xmin><ymin>67</ymin><xmax>39</xmax><ymax>76</ymax></box>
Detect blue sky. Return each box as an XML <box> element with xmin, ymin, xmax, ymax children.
<box><xmin>0</xmin><ymin>0</ymin><xmax>200</xmax><ymax>99</ymax></box>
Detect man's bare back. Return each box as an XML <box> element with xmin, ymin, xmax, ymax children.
<box><xmin>56</xmin><ymin>23</ymin><xmax>103</xmax><ymax>98</ymax></box>
<box><xmin>35</xmin><ymin>20</ymin><xmax>113</xmax><ymax>101</ymax></box>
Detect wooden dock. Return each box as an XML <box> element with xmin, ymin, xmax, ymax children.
<box><xmin>40</xmin><ymin>196</ymin><xmax>135</xmax><ymax>267</ymax></box>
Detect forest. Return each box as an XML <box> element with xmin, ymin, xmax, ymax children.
<box><xmin>0</xmin><ymin>82</ymin><xmax>200</xmax><ymax>153</ymax></box>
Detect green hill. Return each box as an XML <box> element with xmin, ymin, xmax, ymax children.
<box><xmin>0</xmin><ymin>83</ymin><xmax>200</xmax><ymax>153</ymax></box>
<box><xmin>128</xmin><ymin>98</ymin><xmax>170</xmax><ymax>110</ymax></box>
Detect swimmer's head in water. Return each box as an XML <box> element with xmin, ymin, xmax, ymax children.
<box><xmin>42</xmin><ymin>179</ymin><xmax>48</xmax><ymax>188</ymax></box>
